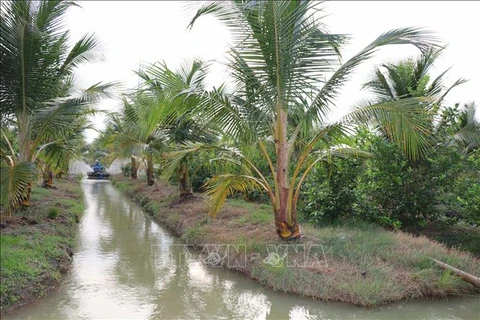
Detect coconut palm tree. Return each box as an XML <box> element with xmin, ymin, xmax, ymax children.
<box><xmin>454</xmin><ymin>103</ymin><xmax>480</xmax><ymax>154</ymax></box>
<box><xmin>175</xmin><ymin>0</ymin><xmax>440</xmax><ymax>239</ymax></box>
<box><xmin>139</xmin><ymin>60</ymin><xmax>219</xmax><ymax>196</ymax></box>
<box><xmin>0</xmin><ymin>126</ymin><xmax>36</xmax><ymax>217</ymax></box>
<box><xmin>39</xmin><ymin>115</ymin><xmax>91</xmax><ymax>187</ymax></box>
<box><xmin>96</xmin><ymin>61</ymin><xmax>199</xmax><ymax>187</ymax></box>
<box><xmin>106</xmin><ymin>94</ymin><xmax>168</xmax><ymax>186</ymax></box>
<box><xmin>362</xmin><ymin>49</ymin><xmax>477</xmax><ymax>155</ymax></box>
<box><xmin>362</xmin><ymin>47</ymin><xmax>465</xmax><ymax>104</ymax></box>
<box><xmin>438</xmin><ymin>102</ymin><xmax>480</xmax><ymax>155</ymax></box>
<box><xmin>362</xmin><ymin>47</ymin><xmax>466</xmax><ymax>141</ymax></box>
<box><xmin>0</xmin><ymin>0</ymin><xmax>113</xmax><ymax>213</ymax></box>
<box><xmin>93</xmin><ymin>113</ymin><xmax>134</xmax><ymax>178</ymax></box>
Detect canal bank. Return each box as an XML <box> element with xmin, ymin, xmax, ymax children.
<box><xmin>0</xmin><ymin>176</ymin><xmax>85</xmax><ymax>314</ymax></box>
<box><xmin>111</xmin><ymin>175</ymin><xmax>480</xmax><ymax>307</ymax></box>
<box><xmin>3</xmin><ymin>178</ymin><xmax>479</xmax><ymax>320</ymax></box>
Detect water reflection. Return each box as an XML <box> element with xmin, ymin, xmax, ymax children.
<box><xmin>4</xmin><ymin>180</ymin><xmax>480</xmax><ymax>320</ymax></box>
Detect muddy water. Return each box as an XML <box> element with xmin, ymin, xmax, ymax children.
<box><xmin>5</xmin><ymin>180</ymin><xmax>479</xmax><ymax>320</ymax></box>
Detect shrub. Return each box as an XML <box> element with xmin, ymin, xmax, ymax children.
<box><xmin>453</xmin><ymin>152</ymin><xmax>480</xmax><ymax>225</ymax></box>
<box><xmin>48</xmin><ymin>207</ymin><xmax>59</xmax><ymax>219</ymax></box>
<box><xmin>121</xmin><ymin>164</ymin><xmax>132</xmax><ymax>177</ymax></box>
<box><xmin>353</xmin><ymin>128</ymin><xmax>477</xmax><ymax>229</ymax></box>
<box><xmin>298</xmin><ymin>158</ymin><xmax>360</xmax><ymax>224</ymax></box>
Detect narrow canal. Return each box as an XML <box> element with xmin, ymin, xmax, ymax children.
<box><xmin>5</xmin><ymin>180</ymin><xmax>479</xmax><ymax>319</ymax></box>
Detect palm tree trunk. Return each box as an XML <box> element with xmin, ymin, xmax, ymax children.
<box><xmin>275</xmin><ymin>108</ymin><xmax>300</xmax><ymax>240</ymax></box>
<box><xmin>179</xmin><ymin>161</ymin><xmax>192</xmax><ymax>197</ymax></box>
<box><xmin>18</xmin><ymin>121</ymin><xmax>30</xmax><ymax>163</ymax></box>
<box><xmin>146</xmin><ymin>155</ymin><xmax>154</xmax><ymax>186</ymax></box>
<box><xmin>131</xmin><ymin>156</ymin><xmax>138</xmax><ymax>179</ymax></box>
<box><xmin>42</xmin><ymin>164</ymin><xmax>55</xmax><ymax>189</ymax></box>
<box><xmin>18</xmin><ymin>125</ymin><xmax>33</xmax><ymax>205</ymax></box>
<box><xmin>21</xmin><ymin>182</ymin><xmax>32</xmax><ymax>207</ymax></box>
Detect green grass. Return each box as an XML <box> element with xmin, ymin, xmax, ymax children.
<box><xmin>0</xmin><ymin>232</ymin><xmax>74</xmax><ymax>310</ymax></box>
<box><xmin>48</xmin><ymin>207</ymin><xmax>59</xmax><ymax>219</ymax></box>
<box><xmin>110</xmin><ymin>174</ymin><xmax>480</xmax><ymax>307</ymax></box>
<box><xmin>181</xmin><ymin>226</ymin><xmax>209</xmax><ymax>246</ymax></box>
<box><xmin>144</xmin><ymin>201</ymin><xmax>160</xmax><ymax>214</ymax></box>
<box><xmin>57</xmin><ymin>198</ymin><xmax>84</xmax><ymax>215</ymax></box>
<box><xmin>113</xmin><ymin>181</ymin><xmax>130</xmax><ymax>193</ymax></box>
<box><xmin>250</xmin><ymin>209</ymin><xmax>271</xmax><ymax>224</ymax></box>
<box><xmin>166</xmin><ymin>213</ymin><xmax>181</xmax><ymax>229</ymax></box>
<box><xmin>227</xmin><ymin>198</ymin><xmax>253</xmax><ymax>208</ymax></box>
<box><xmin>235</xmin><ymin>208</ymin><xmax>271</xmax><ymax>224</ymax></box>
<box><xmin>30</xmin><ymin>187</ymin><xmax>51</xmax><ymax>201</ymax></box>
<box><xmin>0</xmin><ymin>177</ymin><xmax>84</xmax><ymax>313</ymax></box>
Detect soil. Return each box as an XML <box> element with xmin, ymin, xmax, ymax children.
<box><xmin>0</xmin><ymin>177</ymin><xmax>83</xmax><ymax>314</ymax></box>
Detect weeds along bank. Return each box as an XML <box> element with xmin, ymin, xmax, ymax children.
<box><xmin>0</xmin><ymin>177</ymin><xmax>84</xmax><ymax>314</ymax></box>
<box><xmin>111</xmin><ymin>175</ymin><xmax>480</xmax><ymax>307</ymax></box>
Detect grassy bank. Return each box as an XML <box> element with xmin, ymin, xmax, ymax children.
<box><xmin>112</xmin><ymin>175</ymin><xmax>479</xmax><ymax>307</ymax></box>
<box><xmin>405</xmin><ymin>223</ymin><xmax>480</xmax><ymax>256</ymax></box>
<box><xmin>0</xmin><ymin>176</ymin><xmax>84</xmax><ymax>314</ymax></box>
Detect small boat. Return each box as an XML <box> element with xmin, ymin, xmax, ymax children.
<box><xmin>87</xmin><ymin>171</ymin><xmax>110</xmax><ymax>180</ymax></box>
<box><xmin>88</xmin><ymin>160</ymin><xmax>110</xmax><ymax>179</ymax></box>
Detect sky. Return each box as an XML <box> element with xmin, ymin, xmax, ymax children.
<box><xmin>64</xmin><ymin>1</ymin><xmax>480</xmax><ymax>143</ymax></box>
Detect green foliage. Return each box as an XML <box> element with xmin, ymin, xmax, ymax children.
<box><xmin>47</xmin><ymin>207</ymin><xmax>59</xmax><ymax>219</ymax></box>
<box><xmin>452</xmin><ymin>152</ymin><xmax>480</xmax><ymax>225</ymax></box>
<box><xmin>240</xmin><ymin>145</ymin><xmax>274</xmax><ymax>203</ymax></box>
<box><xmin>353</xmin><ymin>129</ymin><xmax>477</xmax><ymax>228</ymax></box>
<box><xmin>1</xmin><ymin>233</ymin><xmax>67</xmax><ymax>310</ymax></box>
<box><xmin>299</xmin><ymin>111</ymin><xmax>479</xmax><ymax>231</ymax></box>
<box><xmin>237</xmin><ymin>208</ymin><xmax>271</xmax><ymax>225</ymax></box>
<box><xmin>144</xmin><ymin>201</ymin><xmax>160</xmax><ymax>214</ymax></box>
<box><xmin>298</xmin><ymin>158</ymin><xmax>361</xmax><ymax>224</ymax></box>
<box><xmin>353</xmin><ymin>133</ymin><xmax>434</xmax><ymax>228</ymax></box>
<box><xmin>190</xmin><ymin>165</ymin><xmax>212</xmax><ymax>192</ymax></box>
<box><xmin>351</xmin><ymin>49</ymin><xmax>476</xmax><ymax>229</ymax></box>
<box><xmin>121</xmin><ymin>164</ymin><xmax>132</xmax><ymax>177</ymax></box>
<box><xmin>57</xmin><ymin>199</ymin><xmax>82</xmax><ymax>216</ymax></box>
<box><xmin>181</xmin><ymin>226</ymin><xmax>207</xmax><ymax>246</ymax></box>
<box><xmin>0</xmin><ymin>161</ymin><xmax>38</xmax><ymax>216</ymax></box>
<box><xmin>30</xmin><ymin>186</ymin><xmax>51</xmax><ymax>201</ymax></box>
<box><xmin>165</xmin><ymin>149</ymin><xmax>215</xmax><ymax>192</ymax></box>
<box><xmin>153</xmin><ymin>165</ymin><xmax>162</xmax><ymax>178</ymax></box>
<box><xmin>180</xmin><ymin>0</ymin><xmax>441</xmax><ymax>240</ymax></box>
<box><xmin>0</xmin><ymin>178</ymin><xmax>84</xmax><ymax>312</ymax></box>
<box><xmin>0</xmin><ymin>0</ymin><xmax>113</xmax><ymax>215</ymax></box>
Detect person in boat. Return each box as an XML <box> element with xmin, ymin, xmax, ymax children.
<box><xmin>91</xmin><ymin>160</ymin><xmax>106</xmax><ymax>174</ymax></box>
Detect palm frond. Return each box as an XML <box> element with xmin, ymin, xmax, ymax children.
<box><xmin>454</xmin><ymin>102</ymin><xmax>480</xmax><ymax>154</ymax></box>
<box><xmin>60</xmin><ymin>33</ymin><xmax>104</xmax><ymax>74</ymax></box>
<box><xmin>0</xmin><ymin>161</ymin><xmax>37</xmax><ymax>216</ymax></box>
<box><xmin>344</xmin><ymin>98</ymin><xmax>432</xmax><ymax>160</ymax></box>
<box><xmin>162</xmin><ymin>142</ymin><xmax>241</xmax><ymax>181</ymax></box>
<box><xmin>205</xmin><ymin>174</ymin><xmax>267</xmax><ymax>217</ymax></box>
<box><xmin>309</xmin><ymin>27</ymin><xmax>440</xmax><ymax>121</ymax></box>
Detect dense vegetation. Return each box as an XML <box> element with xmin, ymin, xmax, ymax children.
<box><xmin>2</xmin><ymin>0</ymin><xmax>478</xmax><ymax>240</ymax></box>
<box><xmin>0</xmin><ymin>177</ymin><xmax>84</xmax><ymax>313</ymax></box>
<box><xmin>0</xmin><ymin>0</ymin><xmax>113</xmax><ymax>217</ymax></box>
<box><xmin>91</xmin><ymin>1</ymin><xmax>480</xmax><ymax>242</ymax></box>
<box><xmin>300</xmin><ymin>104</ymin><xmax>480</xmax><ymax>229</ymax></box>
<box><xmin>111</xmin><ymin>175</ymin><xmax>480</xmax><ymax>306</ymax></box>
<box><xmin>1</xmin><ymin>0</ymin><xmax>479</xmax><ymax>312</ymax></box>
